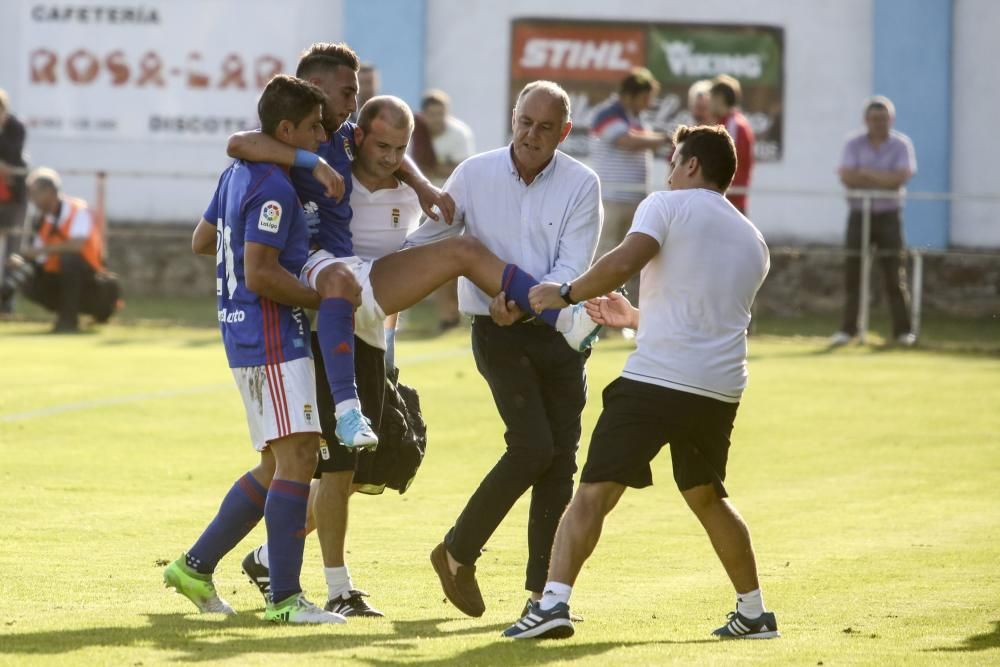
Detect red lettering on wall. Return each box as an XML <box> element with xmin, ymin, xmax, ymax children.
<box><xmin>105</xmin><ymin>50</ymin><xmax>130</xmax><ymax>86</ymax></box>
<box><xmin>30</xmin><ymin>49</ymin><xmax>58</xmax><ymax>84</ymax></box>
<box><xmin>254</xmin><ymin>55</ymin><xmax>283</xmax><ymax>88</ymax></box>
<box><xmin>186</xmin><ymin>51</ymin><xmax>210</xmax><ymax>89</ymax></box>
<box><xmin>136</xmin><ymin>51</ymin><xmax>165</xmax><ymax>87</ymax></box>
<box><xmin>67</xmin><ymin>49</ymin><xmax>99</xmax><ymax>84</ymax></box>
<box><xmin>218</xmin><ymin>54</ymin><xmax>246</xmax><ymax>90</ymax></box>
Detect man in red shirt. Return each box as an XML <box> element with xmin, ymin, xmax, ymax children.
<box><xmin>709</xmin><ymin>75</ymin><xmax>754</xmax><ymax>214</ymax></box>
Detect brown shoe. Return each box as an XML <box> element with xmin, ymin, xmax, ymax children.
<box><xmin>430</xmin><ymin>542</ymin><xmax>485</xmax><ymax>617</ymax></box>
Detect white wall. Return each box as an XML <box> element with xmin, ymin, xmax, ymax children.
<box><xmin>0</xmin><ymin>0</ymin><xmax>344</xmax><ymax>223</ymax></box>
<box><xmin>951</xmin><ymin>0</ymin><xmax>1000</xmax><ymax>248</ymax></box>
<box><xmin>425</xmin><ymin>0</ymin><xmax>874</xmax><ymax>244</ymax></box>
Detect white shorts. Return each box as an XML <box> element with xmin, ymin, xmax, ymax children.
<box><xmin>232</xmin><ymin>356</ymin><xmax>321</xmax><ymax>451</ymax></box>
<box><xmin>300</xmin><ymin>250</ymin><xmax>387</xmax><ymax>350</ymax></box>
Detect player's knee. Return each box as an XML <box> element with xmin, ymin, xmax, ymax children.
<box><xmin>445</xmin><ymin>235</ymin><xmax>487</xmax><ymax>267</ymax></box>
<box><xmin>316</xmin><ymin>263</ymin><xmax>360</xmax><ymax>299</ymax></box>
<box><xmin>573</xmin><ymin>482</ymin><xmax>618</xmax><ymax>517</ymax></box>
<box><xmin>318</xmin><ymin>471</ymin><xmax>353</xmax><ymax>501</ymax></box>
<box><xmin>682</xmin><ymin>483</ymin><xmax>722</xmax><ymax>515</ymax></box>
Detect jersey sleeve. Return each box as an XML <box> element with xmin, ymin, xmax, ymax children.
<box><xmin>243</xmin><ymin>178</ymin><xmax>298</xmax><ymax>250</ymax></box>
<box><xmin>593</xmin><ymin>116</ymin><xmax>630</xmax><ymax>142</ymax></box>
<box><xmin>627</xmin><ymin>193</ymin><xmax>671</xmax><ymax>245</ymax></box>
<box><xmin>203</xmin><ymin>168</ymin><xmax>230</xmax><ymax>224</ymax></box>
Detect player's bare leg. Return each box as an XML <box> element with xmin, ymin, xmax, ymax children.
<box><xmin>546</xmin><ymin>481</ymin><xmax>627</xmax><ymax>587</ymax></box>
<box><xmin>681</xmin><ymin>484</ymin><xmax>760</xmax><ymax>594</ymax></box>
<box><xmin>369</xmin><ymin>236</ymin><xmax>505</xmax><ymax>315</ymax></box>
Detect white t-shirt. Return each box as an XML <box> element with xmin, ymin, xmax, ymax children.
<box><xmin>349</xmin><ymin>175</ymin><xmax>422</xmax><ymax>260</ymax></box>
<box><xmin>622</xmin><ymin>188</ymin><xmax>769</xmax><ymax>403</ymax></box>
<box><xmin>432</xmin><ymin>116</ymin><xmax>475</xmax><ymax>166</ymax></box>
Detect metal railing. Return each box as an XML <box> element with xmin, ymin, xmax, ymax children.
<box><xmin>3</xmin><ymin>166</ymin><xmax>998</xmax><ymax>341</ymax></box>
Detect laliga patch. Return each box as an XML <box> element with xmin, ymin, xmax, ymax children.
<box><xmin>343</xmin><ymin>137</ymin><xmax>354</xmax><ymax>161</ymax></box>
<box><xmin>258</xmin><ymin>200</ymin><xmax>282</xmax><ymax>233</ymax></box>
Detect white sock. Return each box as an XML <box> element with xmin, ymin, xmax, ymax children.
<box><xmin>256</xmin><ymin>544</ymin><xmax>269</xmax><ymax>568</ymax></box>
<box><xmin>538</xmin><ymin>581</ymin><xmax>572</xmax><ymax>611</ymax></box>
<box><xmin>555</xmin><ymin>308</ymin><xmax>574</xmax><ymax>333</ymax></box>
<box><xmin>334</xmin><ymin>399</ymin><xmax>360</xmax><ymax>418</ymax></box>
<box><xmin>736</xmin><ymin>588</ymin><xmax>765</xmax><ymax>619</ymax></box>
<box><xmin>325</xmin><ymin>565</ymin><xmax>353</xmax><ymax>600</ymax></box>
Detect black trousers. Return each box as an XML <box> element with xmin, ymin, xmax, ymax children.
<box><xmin>841</xmin><ymin>210</ymin><xmax>912</xmax><ymax>337</ymax></box>
<box><xmin>22</xmin><ymin>254</ymin><xmax>99</xmax><ymax>329</ymax></box>
<box><xmin>445</xmin><ymin>316</ymin><xmax>588</xmax><ymax>593</ymax></box>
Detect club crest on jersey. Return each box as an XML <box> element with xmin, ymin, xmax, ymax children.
<box><xmin>258</xmin><ymin>200</ymin><xmax>282</xmax><ymax>233</ymax></box>
<box><xmin>391</xmin><ymin>207</ymin><xmax>400</xmax><ymax>228</ymax></box>
<box><xmin>343</xmin><ymin>137</ymin><xmax>354</xmax><ymax>161</ymax></box>
<box><xmin>303</xmin><ymin>403</ymin><xmax>314</xmax><ymax>424</ymax></box>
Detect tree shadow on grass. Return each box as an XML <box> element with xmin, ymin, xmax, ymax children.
<box><xmin>0</xmin><ymin>613</ymin><xmax>510</xmax><ymax>663</ymax></box>
<box><xmin>927</xmin><ymin>620</ymin><xmax>1000</xmax><ymax>653</ymax></box>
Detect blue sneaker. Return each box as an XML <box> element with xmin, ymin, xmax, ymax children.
<box><xmin>335</xmin><ymin>407</ymin><xmax>378</xmax><ymax>450</ymax></box>
<box><xmin>561</xmin><ymin>303</ymin><xmax>601</xmax><ymax>352</ymax></box>
<box><xmin>502</xmin><ymin>601</ymin><xmax>574</xmax><ymax>640</ymax></box>
<box><xmin>712</xmin><ymin>610</ymin><xmax>781</xmax><ymax>639</ymax></box>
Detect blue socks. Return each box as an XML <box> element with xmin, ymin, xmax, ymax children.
<box><xmin>265</xmin><ymin>478</ymin><xmax>311</xmax><ymax>604</ymax></box>
<box><xmin>501</xmin><ymin>264</ymin><xmax>560</xmax><ymax>327</ymax></box>
<box><xmin>317</xmin><ymin>298</ymin><xmax>359</xmax><ymax>409</ymax></box>
<box><xmin>186</xmin><ymin>473</ymin><xmax>267</xmax><ymax>574</ymax></box>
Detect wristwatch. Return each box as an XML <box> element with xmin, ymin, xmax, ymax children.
<box><xmin>559</xmin><ymin>282</ymin><xmax>577</xmax><ymax>305</ymax></box>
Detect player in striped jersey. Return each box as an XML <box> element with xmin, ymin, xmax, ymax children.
<box><xmin>163</xmin><ymin>75</ymin><xmax>345</xmax><ymax>625</ymax></box>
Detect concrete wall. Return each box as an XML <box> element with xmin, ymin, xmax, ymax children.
<box><xmin>424</xmin><ymin>0</ymin><xmax>875</xmax><ymax>245</ymax></box>
<box><xmin>951</xmin><ymin>0</ymin><xmax>1000</xmax><ymax>248</ymax></box>
<box><xmin>0</xmin><ymin>0</ymin><xmax>345</xmax><ymax>223</ymax></box>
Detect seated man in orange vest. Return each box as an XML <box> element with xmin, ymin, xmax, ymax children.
<box><xmin>17</xmin><ymin>167</ymin><xmax>107</xmax><ymax>332</ymax></box>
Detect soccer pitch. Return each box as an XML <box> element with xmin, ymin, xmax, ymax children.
<box><xmin>1</xmin><ymin>320</ymin><xmax>998</xmax><ymax>666</ymax></box>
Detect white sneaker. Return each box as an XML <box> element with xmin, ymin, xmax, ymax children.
<box><xmin>828</xmin><ymin>331</ymin><xmax>853</xmax><ymax>347</ymax></box>
<box><xmin>896</xmin><ymin>332</ymin><xmax>917</xmax><ymax>347</ymax></box>
<box><xmin>561</xmin><ymin>303</ymin><xmax>602</xmax><ymax>352</ymax></box>
<box><xmin>265</xmin><ymin>593</ymin><xmax>347</xmax><ymax>624</ymax></box>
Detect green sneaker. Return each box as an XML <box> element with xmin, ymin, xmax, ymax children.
<box><xmin>265</xmin><ymin>592</ymin><xmax>346</xmax><ymax>624</ymax></box>
<box><xmin>163</xmin><ymin>555</ymin><xmax>235</xmax><ymax>615</ymax></box>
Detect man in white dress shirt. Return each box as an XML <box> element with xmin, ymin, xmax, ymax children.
<box><xmin>503</xmin><ymin>124</ymin><xmax>778</xmax><ymax>641</ymax></box>
<box><xmin>404</xmin><ymin>81</ymin><xmax>604</xmax><ymax>619</ymax></box>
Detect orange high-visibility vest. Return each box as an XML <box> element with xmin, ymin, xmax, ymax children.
<box><xmin>38</xmin><ymin>197</ymin><xmax>104</xmax><ymax>273</ymax></box>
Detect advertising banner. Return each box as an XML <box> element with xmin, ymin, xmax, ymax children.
<box><xmin>509</xmin><ymin>18</ymin><xmax>784</xmax><ymax>161</ymax></box>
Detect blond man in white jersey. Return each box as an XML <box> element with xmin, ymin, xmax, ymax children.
<box><xmin>504</xmin><ymin>125</ymin><xmax>778</xmax><ymax>641</ymax></box>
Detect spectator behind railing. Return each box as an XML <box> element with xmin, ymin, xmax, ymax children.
<box><xmin>830</xmin><ymin>95</ymin><xmax>918</xmax><ymax>347</ymax></box>
<box><xmin>0</xmin><ymin>88</ymin><xmax>28</xmax><ymax>314</ymax></box>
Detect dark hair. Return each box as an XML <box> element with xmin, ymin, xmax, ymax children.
<box><xmin>710</xmin><ymin>74</ymin><xmax>742</xmax><ymax>108</ymax></box>
<box><xmin>258</xmin><ymin>75</ymin><xmax>326</xmax><ymax>136</ymax></box>
<box><xmin>620</xmin><ymin>67</ymin><xmax>660</xmax><ymax>97</ymax></box>
<box><xmin>421</xmin><ymin>89</ymin><xmax>450</xmax><ymax>111</ymax></box>
<box><xmin>672</xmin><ymin>124</ymin><xmax>737</xmax><ymax>190</ymax></box>
<box><xmin>296</xmin><ymin>42</ymin><xmax>360</xmax><ymax>78</ymax></box>
<box><xmin>358</xmin><ymin>95</ymin><xmax>414</xmax><ymax>134</ymax></box>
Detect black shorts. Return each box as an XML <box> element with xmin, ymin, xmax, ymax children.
<box><xmin>580</xmin><ymin>377</ymin><xmax>739</xmax><ymax>498</ymax></box>
<box><xmin>313</xmin><ymin>333</ymin><xmax>387</xmax><ymax>478</ymax></box>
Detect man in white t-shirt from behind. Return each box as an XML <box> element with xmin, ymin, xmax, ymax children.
<box><xmin>503</xmin><ymin>124</ymin><xmax>777</xmax><ymax>641</ymax></box>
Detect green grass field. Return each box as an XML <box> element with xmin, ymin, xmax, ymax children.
<box><xmin>1</xmin><ymin>311</ymin><xmax>999</xmax><ymax>666</ymax></box>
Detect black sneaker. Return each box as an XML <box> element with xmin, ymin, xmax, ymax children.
<box><xmin>520</xmin><ymin>598</ymin><xmax>583</xmax><ymax>622</ymax></box>
<box><xmin>712</xmin><ymin>610</ymin><xmax>781</xmax><ymax>639</ymax></box>
<box><xmin>502</xmin><ymin>600</ymin><xmax>574</xmax><ymax>640</ymax></box>
<box><xmin>240</xmin><ymin>548</ymin><xmax>270</xmax><ymax>603</ymax></box>
<box><xmin>325</xmin><ymin>589</ymin><xmax>384</xmax><ymax>617</ymax></box>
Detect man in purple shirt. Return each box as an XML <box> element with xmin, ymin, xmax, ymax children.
<box><xmin>831</xmin><ymin>96</ymin><xmax>917</xmax><ymax>347</ymax></box>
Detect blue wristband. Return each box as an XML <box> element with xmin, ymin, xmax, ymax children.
<box><xmin>293</xmin><ymin>149</ymin><xmax>320</xmax><ymax>170</ymax></box>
